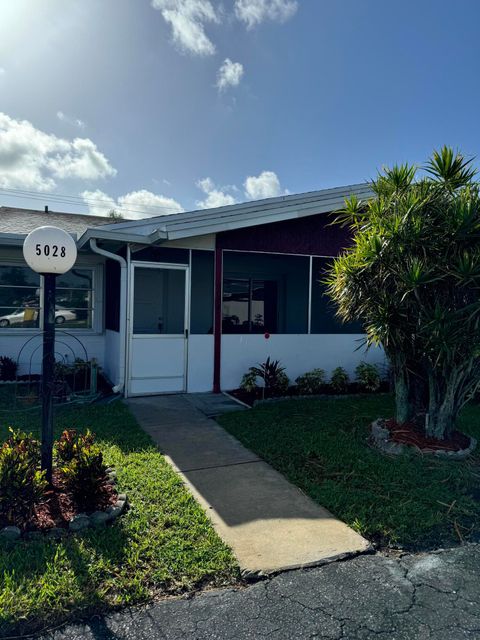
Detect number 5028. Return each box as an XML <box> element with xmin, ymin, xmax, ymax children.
<box><xmin>35</xmin><ymin>244</ymin><xmax>66</xmax><ymax>257</ymax></box>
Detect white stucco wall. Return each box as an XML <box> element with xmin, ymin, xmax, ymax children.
<box><xmin>104</xmin><ymin>329</ymin><xmax>121</xmax><ymax>385</ymax></box>
<box><xmin>187</xmin><ymin>335</ymin><xmax>214</xmax><ymax>392</ymax></box>
<box><xmin>220</xmin><ymin>334</ymin><xmax>386</xmax><ymax>390</ymax></box>
<box><xmin>1</xmin><ymin>332</ymin><xmax>106</xmax><ymax>375</ymax></box>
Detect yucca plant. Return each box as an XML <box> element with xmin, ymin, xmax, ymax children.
<box><xmin>326</xmin><ymin>147</ymin><xmax>480</xmax><ymax>440</ymax></box>
<box><xmin>250</xmin><ymin>357</ymin><xmax>289</xmax><ymax>396</ymax></box>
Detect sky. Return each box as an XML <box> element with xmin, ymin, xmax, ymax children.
<box><xmin>1</xmin><ymin>0</ymin><xmax>480</xmax><ymax>220</ymax></box>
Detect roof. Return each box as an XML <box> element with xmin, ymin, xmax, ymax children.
<box><xmin>0</xmin><ymin>207</ymin><xmax>127</xmax><ymax>246</ymax></box>
<box><xmin>78</xmin><ymin>182</ymin><xmax>374</xmax><ymax>248</ymax></box>
<box><xmin>0</xmin><ymin>183</ymin><xmax>374</xmax><ymax>249</ymax></box>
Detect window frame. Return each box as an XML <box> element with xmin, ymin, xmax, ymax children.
<box><xmin>222</xmin><ymin>275</ymin><xmax>280</xmax><ymax>334</ymax></box>
<box><xmin>0</xmin><ymin>260</ymin><xmax>102</xmax><ymax>335</ymax></box>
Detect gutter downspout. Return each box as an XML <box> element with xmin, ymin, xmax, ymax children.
<box><xmin>89</xmin><ymin>239</ymin><xmax>128</xmax><ymax>396</ymax></box>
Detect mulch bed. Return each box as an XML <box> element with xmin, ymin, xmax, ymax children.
<box><xmin>230</xmin><ymin>381</ymin><xmax>390</xmax><ymax>407</ymax></box>
<box><xmin>384</xmin><ymin>418</ymin><xmax>471</xmax><ymax>453</ymax></box>
<box><xmin>0</xmin><ymin>471</ymin><xmax>117</xmax><ymax>532</ymax></box>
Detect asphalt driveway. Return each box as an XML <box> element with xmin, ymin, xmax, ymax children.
<box><xmin>39</xmin><ymin>543</ymin><xmax>480</xmax><ymax>640</ymax></box>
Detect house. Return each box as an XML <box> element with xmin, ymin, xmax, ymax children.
<box><xmin>0</xmin><ymin>185</ymin><xmax>384</xmax><ymax>396</ymax></box>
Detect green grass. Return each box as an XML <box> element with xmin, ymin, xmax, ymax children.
<box><xmin>218</xmin><ymin>394</ymin><xmax>480</xmax><ymax>550</ymax></box>
<box><xmin>0</xmin><ymin>401</ymin><xmax>238</xmax><ymax>636</ymax></box>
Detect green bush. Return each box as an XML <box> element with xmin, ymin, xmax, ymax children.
<box><xmin>330</xmin><ymin>367</ymin><xmax>350</xmax><ymax>393</ymax></box>
<box><xmin>0</xmin><ymin>429</ymin><xmax>47</xmax><ymax>527</ymax></box>
<box><xmin>0</xmin><ymin>356</ymin><xmax>18</xmax><ymax>382</ymax></box>
<box><xmin>273</xmin><ymin>371</ymin><xmax>290</xmax><ymax>395</ymax></box>
<box><xmin>58</xmin><ymin>429</ymin><xmax>107</xmax><ymax>511</ymax></box>
<box><xmin>240</xmin><ymin>369</ymin><xmax>258</xmax><ymax>393</ymax></box>
<box><xmin>295</xmin><ymin>369</ymin><xmax>326</xmax><ymax>395</ymax></box>
<box><xmin>355</xmin><ymin>362</ymin><xmax>381</xmax><ymax>392</ymax></box>
<box><xmin>56</xmin><ymin>428</ymin><xmax>95</xmax><ymax>463</ymax></box>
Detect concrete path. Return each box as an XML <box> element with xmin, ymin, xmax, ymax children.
<box><xmin>39</xmin><ymin>544</ymin><xmax>480</xmax><ymax>640</ymax></box>
<box><xmin>127</xmin><ymin>394</ymin><xmax>369</xmax><ymax>576</ymax></box>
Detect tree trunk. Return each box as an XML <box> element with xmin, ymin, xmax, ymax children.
<box><xmin>426</xmin><ymin>372</ymin><xmax>457</xmax><ymax>439</ymax></box>
<box><xmin>394</xmin><ymin>368</ymin><xmax>410</xmax><ymax>424</ymax></box>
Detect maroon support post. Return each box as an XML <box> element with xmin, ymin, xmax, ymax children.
<box><xmin>213</xmin><ymin>247</ymin><xmax>223</xmax><ymax>393</ymax></box>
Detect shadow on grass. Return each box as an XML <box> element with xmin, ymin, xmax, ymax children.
<box><xmin>0</xmin><ymin>520</ymin><xmax>131</xmax><ymax>637</ymax></box>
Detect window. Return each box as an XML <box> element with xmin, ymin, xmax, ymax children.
<box><xmin>222</xmin><ymin>252</ymin><xmax>309</xmax><ymax>334</ymax></box>
<box><xmin>222</xmin><ymin>278</ymin><xmax>278</xmax><ymax>333</ymax></box>
<box><xmin>0</xmin><ymin>265</ymin><xmax>95</xmax><ymax>331</ymax></box>
<box><xmin>55</xmin><ymin>268</ymin><xmax>94</xmax><ymax>329</ymax></box>
<box><xmin>133</xmin><ymin>266</ymin><xmax>186</xmax><ymax>334</ymax></box>
<box><xmin>0</xmin><ymin>266</ymin><xmax>41</xmax><ymax>329</ymax></box>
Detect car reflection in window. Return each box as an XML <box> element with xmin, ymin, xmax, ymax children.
<box><xmin>0</xmin><ymin>306</ymin><xmax>76</xmax><ymax>327</ymax></box>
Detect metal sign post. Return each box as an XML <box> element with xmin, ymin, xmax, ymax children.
<box><xmin>41</xmin><ymin>272</ymin><xmax>56</xmax><ymax>481</ymax></box>
<box><xmin>23</xmin><ymin>226</ymin><xmax>77</xmax><ymax>483</ymax></box>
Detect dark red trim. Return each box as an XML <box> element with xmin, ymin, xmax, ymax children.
<box><xmin>213</xmin><ymin>247</ymin><xmax>223</xmax><ymax>393</ymax></box>
<box><xmin>216</xmin><ymin>212</ymin><xmax>352</xmax><ymax>256</ymax></box>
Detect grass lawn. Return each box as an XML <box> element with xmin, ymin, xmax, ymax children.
<box><xmin>218</xmin><ymin>394</ymin><xmax>480</xmax><ymax>550</ymax></box>
<box><xmin>0</xmin><ymin>401</ymin><xmax>238</xmax><ymax>636</ymax></box>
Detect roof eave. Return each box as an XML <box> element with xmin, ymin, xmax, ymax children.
<box><xmin>77</xmin><ymin>227</ymin><xmax>167</xmax><ymax>249</ymax></box>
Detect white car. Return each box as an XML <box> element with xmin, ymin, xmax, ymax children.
<box><xmin>0</xmin><ymin>307</ymin><xmax>77</xmax><ymax>327</ymax></box>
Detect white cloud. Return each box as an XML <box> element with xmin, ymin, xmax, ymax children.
<box><xmin>0</xmin><ymin>67</ymin><xmax>5</xmax><ymax>76</ymax></box>
<box><xmin>235</xmin><ymin>0</ymin><xmax>298</xmax><ymax>28</ymax></box>
<box><xmin>57</xmin><ymin>110</ymin><xmax>86</xmax><ymax>129</ymax></box>
<box><xmin>81</xmin><ymin>189</ymin><xmax>184</xmax><ymax>220</ymax></box>
<box><xmin>244</xmin><ymin>170</ymin><xmax>286</xmax><ymax>200</ymax></box>
<box><xmin>0</xmin><ymin>112</ymin><xmax>116</xmax><ymax>191</ymax></box>
<box><xmin>216</xmin><ymin>58</ymin><xmax>244</xmax><ymax>91</ymax></box>
<box><xmin>151</xmin><ymin>0</ymin><xmax>219</xmax><ymax>56</ymax></box>
<box><xmin>196</xmin><ymin>177</ymin><xmax>237</xmax><ymax>208</ymax></box>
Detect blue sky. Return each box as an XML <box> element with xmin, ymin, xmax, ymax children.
<box><xmin>1</xmin><ymin>0</ymin><xmax>480</xmax><ymax>219</ymax></box>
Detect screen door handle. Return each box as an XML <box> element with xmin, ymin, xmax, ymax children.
<box><xmin>185</xmin><ymin>328</ymin><xmax>189</xmax><ymax>339</ymax></box>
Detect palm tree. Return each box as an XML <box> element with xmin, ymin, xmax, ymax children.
<box><xmin>327</xmin><ymin>147</ymin><xmax>480</xmax><ymax>440</ymax></box>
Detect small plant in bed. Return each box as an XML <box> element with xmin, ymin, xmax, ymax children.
<box><xmin>330</xmin><ymin>366</ymin><xmax>349</xmax><ymax>393</ymax></box>
<box><xmin>0</xmin><ymin>428</ymin><xmax>116</xmax><ymax>533</ymax></box>
<box><xmin>235</xmin><ymin>357</ymin><xmax>290</xmax><ymax>403</ymax></box>
<box><xmin>295</xmin><ymin>369</ymin><xmax>326</xmax><ymax>395</ymax></box>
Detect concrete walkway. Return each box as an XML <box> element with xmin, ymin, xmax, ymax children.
<box><xmin>127</xmin><ymin>394</ymin><xmax>370</xmax><ymax>576</ymax></box>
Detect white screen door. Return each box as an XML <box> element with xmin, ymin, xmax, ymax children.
<box><xmin>129</xmin><ymin>263</ymin><xmax>188</xmax><ymax>395</ymax></box>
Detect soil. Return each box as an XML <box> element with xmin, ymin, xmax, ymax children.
<box><xmin>230</xmin><ymin>381</ymin><xmax>391</xmax><ymax>407</ymax></box>
<box><xmin>384</xmin><ymin>418</ymin><xmax>471</xmax><ymax>452</ymax></box>
<box><xmin>0</xmin><ymin>470</ymin><xmax>117</xmax><ymax>532</ymax></box>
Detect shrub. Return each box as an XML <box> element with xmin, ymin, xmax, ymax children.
<box><xmin>0</xmin><ymin>356</ymin><xmax>18</xmax><ymax>381</ymax></box>
<box><xmin>273</xmin><ymin>371</ymin><xmax>290</xmax><ymax>396</ymax></box>
<box><xmin>0</xmin><ymin>429</ymin><xmax>47</xmax><ymax>527</ymax></box>
<box><xmin>295</xmin><ymin>369</ymin><xmax>326</xmax><ymax>395</ymax></box>
<box><xmin>56</xmin><ymin>428</ymin><xmax>95</xmax><ymax>463</ymax></box>
<box><xmin>355</xmin><ymin>362</ymin><xmax>381</xmax><ymax>392</ymax></box>
<box><xmin>58</xmin><ymin>430</ymin><xmax>107</xmax><ymax>510</ymax></box>
<box><xmin>251</xmin><ymin>357</ymin><xmax>290</xmax><ymax>396</ymax></box>
<box><xmin>330</xmin><ymin>367</ymin><xmax>349</xmax><ymax>393</ymax></box>
<box><xmin>240</xmin><ymin>369</ymin><xmax>258</xmax><ymax>393</ymax></box>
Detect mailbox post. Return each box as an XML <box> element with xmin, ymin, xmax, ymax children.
<box><xmin>23</xmin><ymin>226</ymin><xmax>77</xmax><ymax>483</ymax></box>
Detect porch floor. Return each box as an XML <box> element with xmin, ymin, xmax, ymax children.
<box><xmin>127</xmin><ymin>393</ymin><xmax>370</xmax><ymax>576</ymax></box>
